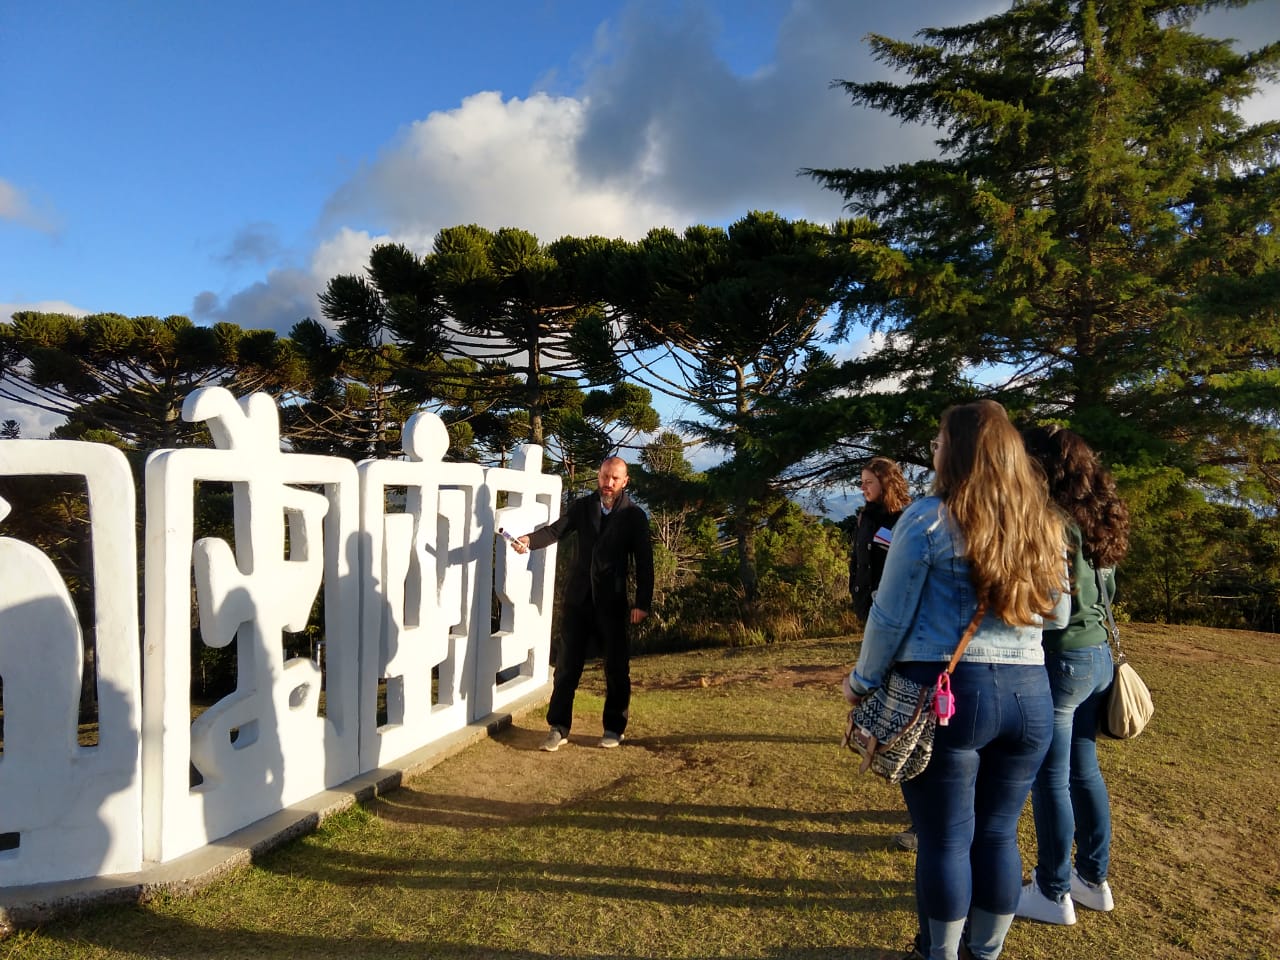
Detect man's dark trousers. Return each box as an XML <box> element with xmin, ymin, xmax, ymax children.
<box><xmin>546</xmin><ymin>598</ymin><xmax>631</xmax><ymax>736</ymax></box>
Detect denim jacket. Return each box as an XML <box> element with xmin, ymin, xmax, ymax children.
<box><xmin>849</xmin><ymin>496</ymin><xmax>1070</xmax><ymax>696</ymax></box>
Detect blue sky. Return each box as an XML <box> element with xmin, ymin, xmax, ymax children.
<box><xmin>2</xmin><ymin>0</ymin><xmax>1277</xmax><ymax>440</ymax></box>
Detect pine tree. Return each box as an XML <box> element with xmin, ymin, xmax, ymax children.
<box><xmin>808</xmin><ymin>0</ymin><xmax>1280</xmax><ymax>493</ymax></box>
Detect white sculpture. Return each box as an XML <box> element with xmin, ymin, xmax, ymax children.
<box><xmin>0</xmin><ymin>387</ymin><xmax>561</xmax><ymax>887</ymax></box>
<box><xmin>141</xmin><ymin>388</ymin><xmax>361</xmax><ymax>863</ymax></box>
<box><xmin>357</xmin><ymin>411</ymin><xmax>485</xmax><ymax>769</ymax></box>
<box><xmin>0</xmin><ymin>441</ymin><xmax>142</xmax><ymax>885</ymax></box>
<box><xmin>475</xmin><ymin>443</ymin><xmax>561</xmax><ymax>719</ymax></box>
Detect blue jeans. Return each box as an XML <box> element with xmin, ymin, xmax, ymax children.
<box><xmin>547</xmin><ymin>600</ymin><xmax>631</xmax><ymax>736</ymax></box>
<box><xmin>1030</xmin><ymin>643</ymin><xmax>1113</xmax><ymax>897</ymax></box>
<box><xmin>898</xmin><ymin>661</ymin><xmax>1053</xmax><ymax>960</ymax></box>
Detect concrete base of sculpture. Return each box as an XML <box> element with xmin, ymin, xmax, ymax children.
<box><xmin>0</xmin><ymin>684</ymin><xmax>550</xmax><ymax>937</ymax></box>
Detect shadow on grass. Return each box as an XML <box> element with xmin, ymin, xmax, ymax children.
<box><xmin>43</xmin><ymin>909</ymin><xmax>911</xmax><ymax>960</ymax></box>
<box><xmin>258</xmin><ymin>845</ymin><xmax>913</xmax><ymax>914</ymax></box>
<box><xmin>372</xmin><ymin>788</ymin><xmax>907</xmax><ymax>843</ymax></box>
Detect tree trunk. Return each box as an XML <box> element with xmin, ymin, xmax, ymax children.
<box><xmin>734</xmin><ymin>507</ymin><xmax>757</xmax><ymax>604</ymax></box>
<box><xmin>527</xmin><ymin>319</ymin><xmax>544</xmax><ymax>446</ymax></box>
<box><xmin>732</xmin><ymin>365</ymin><xmax>757</xmax><ymax>603</ymax></box>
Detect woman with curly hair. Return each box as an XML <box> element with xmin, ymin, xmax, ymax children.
<box><xmin>1016</xmin><ymin>426</ymin><xmax>1130</xmax><ymax>926</ymax></box>
<box><xmin>843</xmin><ymin>400</ymin><xmax>1068</xmax><ymax>960</ymax></box>
<box><xmin>849</xmin><ymin>456</ymin><xmax>912</xmax><ymax>622</ymax></box>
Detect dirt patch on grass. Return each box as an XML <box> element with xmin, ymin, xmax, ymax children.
<box><xmin>1126</xmin><ymin>623</ymin><xmax>1280</xmax><ymax>667</ymax></box>
<box><xmin>372</xmin><ymin>721</ymin><xmax>686</xmax><ymax>829</ymax></box>
<box><xmin>643</xmin><ymin>662</ymin><xmax>849</xmax><ymax>692</ymax></box>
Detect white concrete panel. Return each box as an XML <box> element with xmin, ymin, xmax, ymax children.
<box><xmin>474</xmin><ymin>443</ymin><xmax>561</xmax><ymax>719</ymax></box>
<box><xmin>356</xmin><ymin>412</ymin><xmax>485</xmax><ymax>771</ymax></box>
<box><xmin>0</xmin><ymin>440</ymin><xmax>142</xmax><ymax>884</ymax></box>
<box><xmin>141</xmin><ymin>388</ymin><xmax>359</xmax><ymax>863</ymax></box>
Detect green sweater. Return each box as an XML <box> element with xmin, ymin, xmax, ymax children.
<box><xmin>1043</xmin><ymin>526</ymin><xmax>1115</xmax><ymax>653</ymax></box>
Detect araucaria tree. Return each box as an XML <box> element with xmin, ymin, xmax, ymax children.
<box><xmin>808</xmin><ymin>0</ymin><xmax>1280</xmax><ymax>493</ymax></box>
<box><xmin>606</xmin><ymin>211</ymin><xmax>847</xmax><ymax>600</ymax></box>
<box><xmin>292</xmin><ymin>241</ymin><xmax>473</xmax><ymax>461</ymax></box>
<box><xmin>429</xmin><ymin>225</ymin><xmax>623</xmax><ymax>449</ymax></box>
<box><xmin>319</xmin><ymin>229</ymin><xmax>629</xmax><ymax>465</ymax></box>
<box><xmin>0</xmin><ymin>312</ymin><xmax>304</xmax><ymax>450</ymax></box>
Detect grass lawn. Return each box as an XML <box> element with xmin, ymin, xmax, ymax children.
<box><xmin>5</xmin><ymin>623</ymin><xmax>1278</xmax><ymax>959</ymax></box>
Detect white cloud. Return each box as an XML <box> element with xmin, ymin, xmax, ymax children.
<box><xmin>0</xmin><ymin>178</ymin><xmax>58</xmax><ymax>234</ymax></box>
<box><xmin>1197</xmin><ymin>3</ymin><xmax>1280</xmax><ymax>129</ymax></box>
<box><xmin>309</xmin><ymin>227</ymin><xmax>392</xmax><ymax>287</ymax></box>
<box><xmin>323</xmin><ymin>2</ymin><xmax>980</xmax><ymax>242</ymax></box>
<box><xmin>0</xmin><ymin>403</ymin><xmax>64</xmax><ymax>439</ymax></box>
<box><xmin>2</xmin><ymin>300</ymin><xmax>88</xmax><ymax>323</ymax></box>
<box><xmin>191</xmin><ymin>267</ymin><xmax>320</xmax><ymax>334</ymax></box>
<box><xmin>210</xmin><ymin>1</ymin><xmax>994</xmax><ymax>340</ymax></box>
<box><xmin>192</xmin><ymin>227</ymin><xmax>402</xmax><ymax>334</ymax></box>
<box><xmin>831</xmin><ymin>327</ymin><xmax>887</xmax><ymax>365</ymax></box>
<box><xmin>324</xmin><ymin>90</ymin><xmax>686</xmax><ymax>242</ymax></box>
<box><xmin>570</xmin><ymin>0</ymin><xmax>956</xmax><ymax>220</ymax></box>
<box><xmin>224</xmin><ymin>81</ymin><xmax>707</xmax><ymax>334</ymax></box>
<box><xmin>217</xmin><ymin>222</ymin><xmax>284</xmax><ymax>267</ymax></box>
<box><xmin>1238</xmin><ymin>82</ymin><xmax>1279</xmax><ymax>128</ymax></box>
<box><xmin>0</xmin><ymin>180</ymin><xmax>24</xmax><ymax>219</ymax></box>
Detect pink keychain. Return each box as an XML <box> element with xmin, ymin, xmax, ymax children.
<box><xmin>934</xmin><ymin>673</ymin><xmax>956</xmax><ymax>726</ymax></box>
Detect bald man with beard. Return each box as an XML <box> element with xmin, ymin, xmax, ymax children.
<box><xmin>512</xmin><ymin>457</ymin><xmax>654</xmax><ymax>752</ymax></box>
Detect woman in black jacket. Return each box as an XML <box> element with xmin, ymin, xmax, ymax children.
<box><xmin>849</xmin><ymin>456</ymin><xmax>911</xmax><ymax>621</ymax></box>
<box><xmin>848</xmin><ymin>455</ymin><xmax>916</xmax><ymax>856</ymax></box>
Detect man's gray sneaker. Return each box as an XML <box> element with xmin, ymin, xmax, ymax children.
<box><xmin>600</xmin><ymin>731</ymin><xmax>623</xmax><ymax>749</ymax></box>
<box><xmin>540</xmin><ymin>728</ymin><xmax>568</xmax><ymax>752</ymax></box>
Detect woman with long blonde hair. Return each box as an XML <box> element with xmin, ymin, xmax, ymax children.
<box><xmin>842</xmin><ymin>400</ymin><xmax>1067</xmax><ymax>960</ymax></box>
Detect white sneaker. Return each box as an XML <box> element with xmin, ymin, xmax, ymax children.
<box><xmin>1071</xmin><ymin>869</ymin><xmax>1114</xmax><ymax>912</ymax></box>
<box><xmin>540</xmin><ymin>728</ymin><xmax>568</xmax><ymax>752</ymax></box>
<box><xmin>599</xmin><ymin>730</ymin><xmax>623</xmax><ymax>749</ymax></box>
<box><xmin>1016</xmin><ymin>881</ymin><xmax>1077</xmax><ymax>925</ymax></box>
